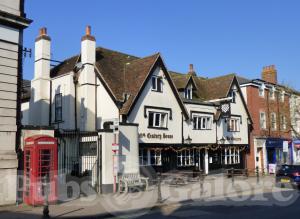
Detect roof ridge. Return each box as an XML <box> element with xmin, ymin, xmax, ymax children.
<box><xmin>206</xmin><ymin>73</ymin><xmax>236</xmax><ymax>81</ymax></box>
<box><xmin>96</xmin><ymin>46</ymin><xmax>140</xmax><ymax>59</ymax></box>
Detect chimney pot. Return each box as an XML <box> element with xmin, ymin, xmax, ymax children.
<box><xmin>86</xmin><ymin>25</ymin><xmax>91</xmax><ymax>36</ymax></box>
<box><xmin>189</xmin><ymin>64</ymin><xmax>194</xmax><ymax>72</ymax></box>
<box><xmin>39</xmin><ymin>27</ymin><xmax>47</xmax><ymax>36</ymax></box>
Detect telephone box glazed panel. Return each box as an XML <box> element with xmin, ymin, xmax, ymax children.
<box><xmin>23</xmin><ymin>135</ymin><xmax>58</xmax><ymax>206</ymax></box>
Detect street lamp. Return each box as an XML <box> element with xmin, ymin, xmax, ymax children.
<box><xmin>185</xmin><ymin>135</ymin><xmax>192</xmax><ymax>145</ymax></box>
<box><xmin>219</xmin><ymin>136</ymin><xmax>226</xmax><ymax>145</ymax></box>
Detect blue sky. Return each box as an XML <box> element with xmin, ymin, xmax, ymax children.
<box><xmin>24</xmin><ymin>0</ymin><xmax>300</xmax><ymax>89</ymax></box>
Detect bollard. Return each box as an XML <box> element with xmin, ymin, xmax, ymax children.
<box><xmin>256</xmin><ymin>166</ymin><xmax>260</xmax><ymax>184</ymax></box>
<box><xmin>157</xmin><ymin>172</ymin><xmax>162</xmax><ymax>204</ymax></box>
<box><xmin>199</xmin><ymin>170</ymin><xmax>204</xmax><ymax>196</ymax></box>
<box><xmin>231</xmin><ymin>167</ymin><xmax>234</xmax><ymax>185</ymax></box>
<box><xmin>43</xmin><ymin>175</ymin><xmax>50</xmax><ymax>218</ymax></box>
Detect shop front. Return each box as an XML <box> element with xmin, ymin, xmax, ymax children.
<box><xmin>292</xmin><ymin>140</ymin><xmax>300</xmax><ymax>164</ymax></box>
<box><xmin>266</xmin><ymin>138</ymin><xmax>292</xmax><ymax>173</ymax></box>
<box><xmin>207</xmin><ymin>145</ymin><xmax>247</xmax><ymax>173</ymax></box>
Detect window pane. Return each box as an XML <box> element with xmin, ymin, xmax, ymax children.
<box><xmin>193</xmin><ymin>117</ymin><xmax>197</xmax><ymax>129</ymax></box>
<box><xmin>157</xmin><ymin>78</ymin><xmax>162</xmax><ymax>92</ymax></box>
<box><xmin>155</xmin><ymin>113</ymin><xmax>160</xmax><ymax>127</ymax></box>
<box><xmin>149</xmin><ymin>112</ymin><xmax>154</xmax><ymax>127</ymax></box>
<box><xmin>152</xmin><ymin>77</ymin><xmax>156</xmax><ymax>90</ymax></box>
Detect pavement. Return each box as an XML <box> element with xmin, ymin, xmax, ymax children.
<box><xmin>0</xmin><ymin>174</ymin><xmax>299</xmax><ymax>218</ymax></box>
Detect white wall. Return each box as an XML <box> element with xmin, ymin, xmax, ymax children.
<box><xmin>96</xmin><ymin>77</ymin><xmax>119</xmax><ymax>129</ymax></box>
<box><xmin>217</xmin><ymin>84</ymin><xmax>249</xmax><ymax>145</ymax></box>
<box><xmin>119</xmin><ymin>125</ymin><xmax>139</xmax><ymax>174</ymax></box>
<box><xmin>0</xmin><ymin>0</ymin><xmax>20</xmax><ymax>16</ymax></box>
<box><xmin>128</xmin><ymin>66</ymin><xmax>184</xmax><ymax>144</ymax></box>
<box><xmin>184</xmin><ymin>103</ymin><xmax>216</xmax><ymax>144</ymax></box>
<box><xmin>21</xmin><ymin>101</ymin><xmax>29</xmax><ymax>125</ymax></box>
<box><xmin>51</xmin><ymin>73</ymin><xmax>75</xmax><ymax>130</ymax></box>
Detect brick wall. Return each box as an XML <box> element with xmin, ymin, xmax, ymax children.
<box><xmin>246</xmin><ymin>85</ymin><xmax>292</xmax><ymax>171</ymax></box>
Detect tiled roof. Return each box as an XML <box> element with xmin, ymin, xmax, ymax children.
<box><xmin>170</xmin><ymin>71</ymin><xmax>236</xmax><ymax>101</ymax></box>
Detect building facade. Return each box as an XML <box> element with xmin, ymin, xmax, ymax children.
<box><xmin>22</xmin><ymin>25</ymin><xmax>252</xmax><ymax>191</ymax></box>
<box><xmin>290</xmin><ymin>91</ymin><xmax>300</xmax><ymax>164</ymax></box>
<box><xmin>239</xmin><ymin>65</ymin><xmax>292</xmax><ymax>173</ymax></box>
<box><xmin>0</xmin><ymin>0</ymin><xmax>31</xmax><ymax>205</ymax></box>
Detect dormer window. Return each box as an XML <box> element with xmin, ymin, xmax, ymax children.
<box><xmin>269</xmin><ymin>86</ymin><xmax>275</xmax><ymax>100</ymax></box>
<box><xmin>185</xmin><ymin>88</ymin><xmax>192</xmax><ymax>99</ymax></box>
<box><xmin>151</xmin><ymin>76</ymin><xmax>162</xmax><ymax>92</ymax></box>
<box><xmin>259</xmin><ymin>84</ymin><xmax>265</xmax><ymax>97</ymax></box>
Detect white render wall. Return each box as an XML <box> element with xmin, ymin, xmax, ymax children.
<box><xmin>183</xmin><ymin>103</ymin><xmax>216</xmax><ymax>144</ymax></box>
<box><xmin>51</xmin><ymin>73</ymin><xmax>75</xmax><ymax>130</ymax></box>
<box><xmin>96</xmin><ymin>77</ymin><xmax>119</xmax><ymax>129</ymax></box>
<box><xmin>217</xmin><ymin>84</ymin><xmax>249</xmax><ymax>145</ymax></box>
<box><xmin>128</xmin><ymin>66</ymin><xmax>184</xmax><ymax>144</ymax></box>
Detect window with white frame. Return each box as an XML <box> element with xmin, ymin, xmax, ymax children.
<box><xmin>271</xmin><ymin>113</ymin><xmax>277</xmax><ymax>130</ymax></box>
<box><xmin>260</xmin><ymin>112</ymin><xmax>266</xmax><ymax>129</ymax></box>
<box><xmin>193</xmin><ymin>115</ymin><xmax>212</xmax><ymax>130</ymax></box>
<box><xmin>177</xmin><ymin>149</ymin><xmax>194</xmax><ymax>166</ymax></box>
<box><xmin>150</xmin><ymin>150</ymin><xmax>162</xmax><ymax>166</ymax></box>
<box><xmin>227</xmin><ymin>118</ymin><xmax>240</xmax><ymax>132</ymax></box>
<box><xmin>148</xmin><ymin>111</ymin><xmax>168</xmax><ymax>129</ymax></box>
<box><xmin>259</xmin><ymin>84</ymin><xmax>265</xmax><ymax>97</ymax></box>
<box><xmin>279</xmin><ymin>91</ymin><xmax>285</xmax><ymax>102</ymax></box>
<box><xmin>185</xmin><ymin>88</ymin><xmax>192</xmax><ymax>99</ymax></box>
<box><xmin>221</xmin><ymin>147</ymin><xmax>240</xmax><ymax>165</ymax></box>
<box><xmin>55</xmin><ymin>93</ymin><xmax>62</xmax><ymax>122</ymax></box>
<box><xmin>230</xmin><ymin>90</ymin><xmax>236</xmax><ymax>103</ymax></box>
<box><xmin>280</xmin><ymin>114</ymin><xmax>287</xmax><ymax>130</ymax></box>
<box><xmin>139</xmin><ymin>149</ymin><xmax>162</xmax><ymax>166</ymax></box>
<box><xmin>269</xmin><ymin>87</ymin><xmax>275</xmax><ymax>100</ymax></box>
<box><xmin>151</xmin><ymin>76</ymin><xmax>162</xmax><ymax>92</ymax></box>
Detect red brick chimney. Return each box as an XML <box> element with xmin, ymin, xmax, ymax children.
<box><xmin>188</xmin><ymin>64</ymin><xmax>197</xmax><ymax>76</ymax></box>
<box><xmin>262</xmin><ymin>65</ymin><xmax>277</xmax><ymax>84</ymax></box>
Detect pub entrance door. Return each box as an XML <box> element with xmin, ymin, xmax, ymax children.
<box><xmin>161</xmin><ymin>150</ymin><xmax>177</xmax><ymax>172</ymax></box>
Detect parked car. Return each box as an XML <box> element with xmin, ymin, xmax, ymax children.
<box><xmin>275</xmin><ymin>165</ymin><xmax>300</xmax><ymax>188</ymax></box>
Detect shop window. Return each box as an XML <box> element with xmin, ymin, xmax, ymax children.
<box><xmin>177</xmin><ymin>149</ymin><xmax>194</xmax><ymax>167</ymax></box>
<box><xmin>150</xmin><ymin>149</ymin><xmax>162</xmax><ymax>166</ymax></box>
<box><xmin>227</xmin><ymin>118</ymin><xmax>240</xmax><ymax>132</ymax></box>
<box><xmin>151</xmin><ymin>76</ymin><xmax>162</xmax><ymax>92</ymax></box>
<box><xmin>139</xmin><ymin>148</ymin><xmax>148</xmax><ymax>166</ymax></box>
<box><xmin>260</xmin><ymin>112</ymin><xmax>266</xmax><ymax>130</ymax></box>
<box><xmin>148</xmin><ymin>111</ymin><xmax>168</xmax><ymax>129</ymax></box>
<box><xmin>271</xmin><ymin>113</ymin><xmax>277</xmax><ymax>130</ymax></box>
<box><xmin>55</xmin><ymin>93</ymin><xmax>62</xmax><ymax>122</ymax></box>
<box><xmin>139</xmin><ymin>149</ymin><xmax>161</xmax><ymax>166</ymax></box>
<box><xmin>221</xmin><ymin>148</ymin><xmax>240</xmax><ymax>165</ymax></box>
<box><xmin>193</xmin><ymin>116</ymin><xmax>212</xmax><ymax>130</ymax></box>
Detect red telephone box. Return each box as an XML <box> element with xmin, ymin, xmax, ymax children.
<box><xmin>23</xmin><ymin>135</ymin><xmax>58</xmax><ymax>206</ymax></box>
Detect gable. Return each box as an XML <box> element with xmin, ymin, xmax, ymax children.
<box><xmin>124</xmin><ymin>56</ymin><xmax>189</xmax><ymax>120</ymax></box>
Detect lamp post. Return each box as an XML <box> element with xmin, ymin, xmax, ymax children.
<box><xmin>184</xmin><ymin>135</ymin><xmax>192</xmax><ymax>145</ymax></box>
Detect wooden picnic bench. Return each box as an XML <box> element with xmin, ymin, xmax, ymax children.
<box><xmin>119</xmin><ymin>173</ymin><xmax>149</xmax><ymax>193</ymax></box>
<box><xmin>226</xmin><ymin>168</ymin><xmax>248</xmax><ymax>178</ymax></box>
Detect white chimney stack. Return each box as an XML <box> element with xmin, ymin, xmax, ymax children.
<box><xmin>79</xmin><ymin>25</ymin><xmax>97</xmax><ymax>131</ymax></box>
<box><xmin>29</xmin><ymin>27</ymin><xmax>51</xmax><ymax>126</ymax></box>
<box><xmin>34</xmin><ymin>27</ymin><xmax>51</xmax><ymax>79</ymax></box>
